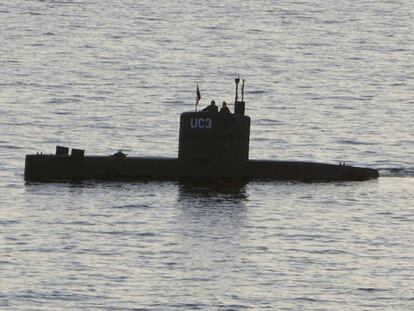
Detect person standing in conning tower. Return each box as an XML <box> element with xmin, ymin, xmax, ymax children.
<box><xmin>220</xmin><ymin>101</ymin><xmax>230</xmax><ymax>113</ymax></box>
<box><xmin>202</xmin><ymin>100</ymin><xmax>218</xmax><ymax>113</ymax></box>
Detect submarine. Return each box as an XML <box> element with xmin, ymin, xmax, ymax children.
<box><xmin>24</xmin><ymin>78</ymin><xmax>379</xmax><ymax>182</ymax></box>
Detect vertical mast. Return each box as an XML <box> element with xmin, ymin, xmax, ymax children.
<box><xmin>241</xmin><ymin>79</ymin><xmax>245</xmax><ymax>103</ymax></box>
<box><xmin>235</xmin><ymin>76</ymin><xmax>240</xmax><ymax>103</ymax></box>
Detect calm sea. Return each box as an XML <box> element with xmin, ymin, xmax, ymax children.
<box><xmin>1</xmin><ymin>0</ymin><xmax>413</xmax><ymax>310</ymax></box>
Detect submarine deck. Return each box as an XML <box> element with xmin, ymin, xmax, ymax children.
<box><xmin>24</xmin><ymin>155</ymin><xmax>379</xmax><ymax>182</ymax></box>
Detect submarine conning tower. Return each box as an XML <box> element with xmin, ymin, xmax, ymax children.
<box><xmin>178</xmin><ymin>78</ymin><xmax>251</xmax><ymax>164</ymax></box>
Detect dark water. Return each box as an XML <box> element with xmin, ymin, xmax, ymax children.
<box><xmin>1</xmin><ymin>1</ymin><xmax>413</xmax><ymax>310</ymax></box>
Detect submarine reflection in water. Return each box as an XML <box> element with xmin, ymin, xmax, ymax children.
<box><xmin>24</xmin><ymin>79</ymin><xmax>379</xmax><ymax>182</ymax></box>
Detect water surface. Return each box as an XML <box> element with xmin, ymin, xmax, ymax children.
<box><xmin>1</xmin><ymin>1</ymin><xmax>413</xmax><ymax>310</ymax></box>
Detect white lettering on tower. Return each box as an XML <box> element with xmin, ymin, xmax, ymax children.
<box><xmin>190</xmin><ymin>118</ymin><xmax>213</xmax><ymax>129</ymax></box>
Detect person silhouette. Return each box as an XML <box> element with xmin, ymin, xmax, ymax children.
<box><xmin>202</xmin><ymin>100</ymin><xmax>218</xmax><ymax>113</ymax></box>
<box><xmin>220</xmin><ymin>101</ymin><xmax>230</xmax><ymax>113</ymax></box>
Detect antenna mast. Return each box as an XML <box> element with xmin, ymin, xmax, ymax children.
<box><xmin>235</xmin><ymin>76</ymin><xmax>240</xmax><ymax>103</ymax></box>
<box><xmin>241</xmin><ymin>79</ymin><xmax>245</xmax><ymax>103</ymax></box>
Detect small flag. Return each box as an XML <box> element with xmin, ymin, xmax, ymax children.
<box><xmin>195</xmin><ymin>84</ymin><xmax>201</xmax><ymax>111</ymax></box>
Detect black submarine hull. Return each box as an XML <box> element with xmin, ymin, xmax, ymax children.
<box><xmin>24</xmin><ymin>155</ymin><xmax>379</xmax><ymax>182</ymax></box>
<box><xmin>24</xmin><ymin>80</ymin><xmax>380</xmax><ymax>182</ymax></box>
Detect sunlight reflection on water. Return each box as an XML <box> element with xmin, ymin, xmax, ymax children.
<box><xmin>1</xmin><ymin>0</ymin><xmax>413</xmax><ymax>309</ymax></box>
